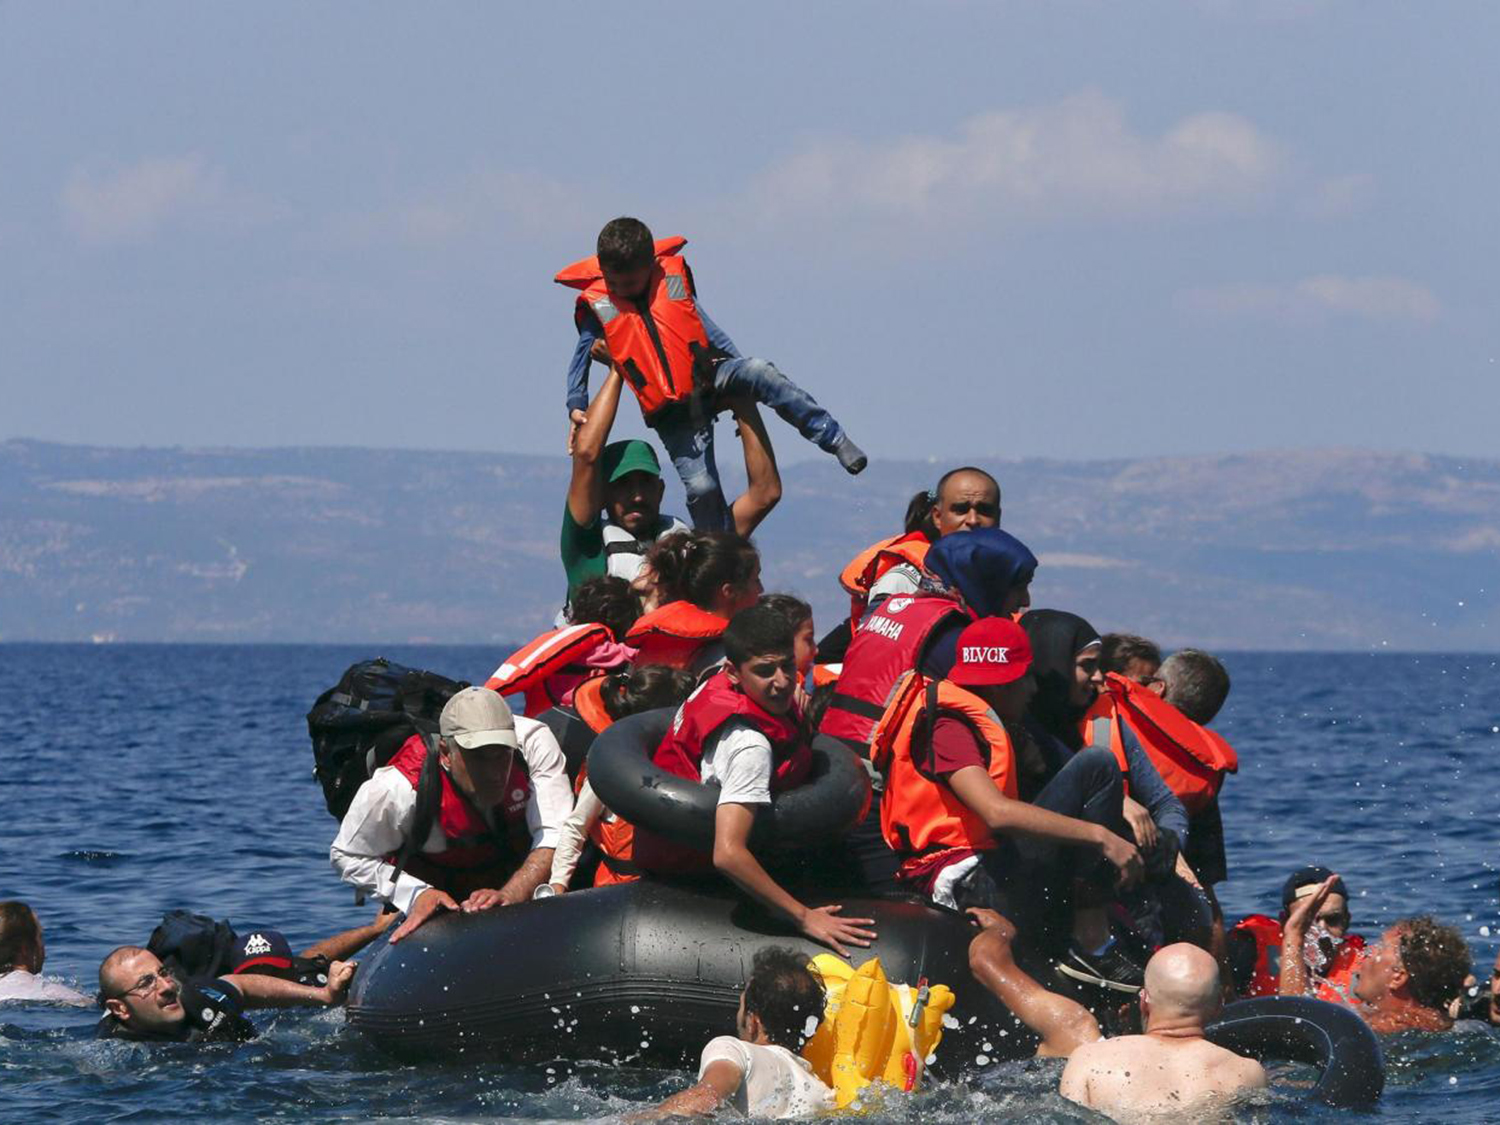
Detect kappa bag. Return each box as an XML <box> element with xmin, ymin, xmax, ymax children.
<box><xmin>307</xmin><ymin>657</ymin><xmax>467</xmax><ymax>820</ymax></box>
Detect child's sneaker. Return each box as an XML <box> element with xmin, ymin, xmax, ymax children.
<box><xmin>834</xmin><ymin>436</ymin><xmax>867</xmax><ymax>475</ymax></box>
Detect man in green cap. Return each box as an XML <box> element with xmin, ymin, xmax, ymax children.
<box><xmin>563</xmin><ymin>366</ymin><xmax>782</xmax><ymax>601</ymax></box>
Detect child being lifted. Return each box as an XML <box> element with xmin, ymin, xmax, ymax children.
<box><xmin>557</xmin><ymin>217</ymin><xmax>867</xmax><ymax>532</ymax></box>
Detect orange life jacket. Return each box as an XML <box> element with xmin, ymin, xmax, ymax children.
<box><xmin>624</xmin><ymin>600</ymin><xmax>728</xmax><ymax>671</ymax></box>
<box><xmin>554</xmin><ymin>236</ymin><xmax>712</xmax><ymax>419</ymax></box>
<box><xmin>1078</xmin><ymin>695</ymin><xmax>1132</xmax><ymax>778</ymax></box>
<box><xmin>837</xmin><ymin>532</ymin><xmax>931</xmax><ymax>632</ymax></box>
<box><xmin>1230</xmin><ymin>913</ymin><xmax>1366</xmax><ymax>1002</ymax></box>
<box><xmin>871</xmin><ymin>672</ymin><xmax>1018</xmax><ymax>861</ymax></box>
<box><xmin>1103</xmin><ymin>673</ymin><xmax>1238</xmax><ymax>814</ymax></box>
<box><xmin>632</xmin><ymin>672</ymin><xmax>812</xmax><ymax>874</ymax></box>
<box><xmin>567</xmin><ymin>678</ymin><xmax>639</xmax><ymax>887</ymax></box>
<box><xmin>485</xmin><ymin>623</ymin><xmax>617</xmax><ymax>717</ymax></box>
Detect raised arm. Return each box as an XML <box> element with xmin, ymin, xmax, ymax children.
<box><xmin>566</xmin><ymin>368</ymin><xmax>626</xmax><ymax>527</ymax></box>
<box><xmin>725</xmin><ymin>397</ymin><xmax>781</xmax><ymax>537</ymax></box>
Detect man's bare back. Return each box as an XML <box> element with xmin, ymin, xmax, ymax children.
<box><xmin>1059</xmin><ymin>943</ymin><xmax>1267</xmax><ymax>1121</ymax></box>
<box><xmin>1059</xmin><ymin>1032</ymin><xmax>1266</xmax><ymax>1121</ymax></box>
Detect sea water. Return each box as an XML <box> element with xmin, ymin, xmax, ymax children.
<box><xmin>2</xmin><ymin>644</ymin><xmax>1498</xmax><ymax>1123</ymax></box>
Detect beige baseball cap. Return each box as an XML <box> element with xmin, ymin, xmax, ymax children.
<box><xmin>440</xmin><ymin>687</ymin><xmax>520</xmax><ymax>750</ymax></box>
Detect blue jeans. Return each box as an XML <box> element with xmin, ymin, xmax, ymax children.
<box><xmin>651</xmin><ymin>356</ymin><xmax>847</xmax><ymax>531</ymax></box>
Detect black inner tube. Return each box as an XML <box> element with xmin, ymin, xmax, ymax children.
<box><xmin>1206</xmin><ymin>995</ymin><xmax>1385</xmax><ymax>1108</ymax></box>
<box><xmin>586</xmin><ymin>708</ymin><xmax>871</xmax><ymax>853</ymax></box>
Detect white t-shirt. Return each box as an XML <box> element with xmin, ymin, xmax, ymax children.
<box><xmin>0</xmin><ymin>970</ymin><xmax>91</xmax><ymax>1005</ymax></box>
<box><xmin>329</xmin><ymin>715</ymin><xmax>574</xmax><ymax>914</ymax></box>
<box><xmin>698</xmin><ymin>1035</ymin><xmax>834</xmax><ymax>1119</ymax></box>
<box><xmin>700</xmin><ymin>720</ymin><xmax>774</xmax><ymax>806</ymax></box>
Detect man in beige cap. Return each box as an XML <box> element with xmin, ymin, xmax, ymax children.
<box><xmin>331</xmin><ymin>687</ymin><xmax>574</xmax><ymax>942</ymax></box>
<box><xmin>1060</xmin><ymin>943</ymin><xmax>1266</xmax><ymax>1119</ymax></box>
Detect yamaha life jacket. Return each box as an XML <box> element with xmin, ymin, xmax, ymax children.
<box><xmin>555</xmin><ymin>237</ymin><xmax>717</xmax><ymax>419</ymax></box>
<box><xmin>632</xmin><ymin>671</ymin><xmax>812</xmax><ymax>873</ymax></box>
<box><xmin>870</xmin><ymin>672</ymin><xmax>1018</xmax><ymax>863</ymax></box>
<box><xmin>820</xmin><ymin>593</ymin><xmax>973</xmax><ymax>751</ymax></box>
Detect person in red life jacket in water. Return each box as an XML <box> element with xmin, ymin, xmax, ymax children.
<box><xmin>557</xmin><ymin>217</ymin><xmax>866</xmax><ymax>533</ymax></box>
<box><xmin>632</xmin><ymin>604</ymin><xmax>878</xmax><ymax>957</ymax></box>
<box><xmin>562</xmin><ymin>356</ymin><xmax>782</xmax><ymax>604</ymax></box>
<box><xmin>1227</xmin><ymin>866</ymin><xmax>1365</xmax><ymax>1000</ymax></box>
<box><xmin>329</xmin><ymin>688</ymin><xmax>574</xmax><ymax>943</ymax></box>
<box><xmin>1282</xmin><ymin>875</ymin><xmax>1471</xmax><ymax>1033</ymax></box>
<box><xmin>823</xmin><ymin>467</ymin><xmax>1002</xmax><ymax>657</ymax></box>
<box><xmin>627</xmin><ymin>531</ymin><xmax>764</xmax><ymax>674</ymax></box>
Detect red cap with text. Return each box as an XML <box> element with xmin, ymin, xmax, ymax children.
<box><xmin>950</xmin><ymin>617</ymin><xmax>1033</xmax><ymax>686</ymax></box>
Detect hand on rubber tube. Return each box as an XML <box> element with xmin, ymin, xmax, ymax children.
<box><xmin>462</xmin><ymin>886</ymin><xmax>526</xmax><ymax>912</ymax></box>
<box><xmin>388</xmin><ymin>888</ymin><xmax>459</xmax><ymax>943</ymax></box>
<box><xmin>800</xmin><ymin>903</ymin><xmax>878</xmax><ymax>959</ymax></box>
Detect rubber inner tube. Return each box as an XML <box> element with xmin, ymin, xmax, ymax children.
<box><xmin>1206</xmin><ymin>995</ymin><xmax>1385</xmax><ymax>1108</ymax></box>
<box><xmin>585</xmin><ymin>708</ymin><xmax>872</xmax><ymax>853</ymax></box>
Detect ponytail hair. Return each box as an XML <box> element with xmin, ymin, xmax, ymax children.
<box><xmin>903</xmin><ymin>489</ymin><xmax>938</xmax><ymax>539</ymax></box>
<box><xmin>599</xmin><ymin>664</ymin><xmax>695</xmax><ymax>722</ymax></box>
<box><xmin>645</xmin><ymin>530</ymin><xmax>760</xmax><ymax>611</ymax></box>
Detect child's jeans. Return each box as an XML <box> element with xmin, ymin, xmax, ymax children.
<box><xmin>652</xmin><ymin>356</ymin><xmax>846</xmax><ymax>531</ymax></box>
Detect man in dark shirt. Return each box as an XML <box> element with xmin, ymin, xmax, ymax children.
<box><xmin>96</xmin><ymin>947</ymin><xmax>353</xmax><ymax>1042</ymax></box>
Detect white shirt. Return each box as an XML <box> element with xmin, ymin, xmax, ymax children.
<box><xmin>701</xmin><ymin>720</ymin><xmax>775</xmax><ymax>806</ymax></box>
<box><xmin>549</xmin><ymin>777</ymin><xmax>608</xmax><ymax>889</ymax></box>
<box><xmin>329</xmin><ymin>716</ymin><xmax>574</xmax><ymax>915</ymax></box>
<box><xmin>0</xmin><ymin>970</ymin><xmax>91</xmax><ymax>1006</ymax></box>
<box><xmin>867</xmin><ymin>562</ymin><xmax>922</xmax><ymax>606</ymax></box>
<box><xmin>698</xmin><ymin>1035</ymin><xmax>835</xmax><ymax>1119</ymax></box>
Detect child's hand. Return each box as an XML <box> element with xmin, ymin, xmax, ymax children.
<box><xmin>566</xmin><ymin>408</ymin><xmax>587</xmax><ymax>454</ymax></box>
<box><xmin>589</xmin><ymin>339</ymin><xmax>614</xmax><ymax>366</ymax></box>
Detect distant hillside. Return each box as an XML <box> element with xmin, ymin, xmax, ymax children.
<box><xmin>2</xmin><ymin>438</ymin><xmax>1496</xmax><ymax>650</ymax></box>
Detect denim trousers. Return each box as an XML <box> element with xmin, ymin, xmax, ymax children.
<box><xmin>651</xmin><ymin>356</ymin><xmax>845</xmax><ymax>531</ymax></box>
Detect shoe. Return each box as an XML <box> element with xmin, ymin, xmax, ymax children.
<box><xmin>833</xmin><ymin>436</ymin><xmax>867</xmax><ymax>475</ymax></box>
<box><xmin>1054</xmin><ymin>940</ymin><xmax>1145</xmax><ymax>994</ymax></box>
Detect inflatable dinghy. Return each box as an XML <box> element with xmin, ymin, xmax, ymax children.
<box><xmin>347</xmin><ymin>878</ymin><xmax>1034</xmax><ymax>1070</ymax></box>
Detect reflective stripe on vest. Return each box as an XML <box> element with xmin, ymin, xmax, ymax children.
<box><xmin>485</xmin><ymin>622</ymin><xmax>615</xmax><ymax>717</ymax></box>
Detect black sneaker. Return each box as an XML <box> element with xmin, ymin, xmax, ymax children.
<box><xmin>1055</xmin><ymin>941</ymin><xmax>1145</xmax><ymax>994</ymax></box>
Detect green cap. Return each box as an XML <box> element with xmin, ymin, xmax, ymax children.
<box><xmin>601</xmin><ymin>439</ymin><xmax>662</xmax><ymax>483</ymax></box>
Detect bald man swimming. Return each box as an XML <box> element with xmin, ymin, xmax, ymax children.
<box><xmin>1059</xmin><ymin>943</ymin><xmax>1266</xmax><ymax>1120</ymax></box>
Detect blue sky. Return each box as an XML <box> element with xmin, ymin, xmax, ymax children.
<box><xmin>2</xmin><ymin>1</ymin><xmax>1496</xmax><ymax>462</ymax></box>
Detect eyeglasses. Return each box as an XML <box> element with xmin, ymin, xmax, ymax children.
<box><xmin>1315</xmin><ymin>911</ymin><xmax>1351</xmax><ymax>928</ymax></box>
<box><xmin>112</xmin><ymin>969</ymin><xmax>175</xmax><ymax>1000</ymax></box>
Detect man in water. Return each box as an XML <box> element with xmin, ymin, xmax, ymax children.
<box><xmin>1281</xmin><ymin>874</ymin><xmax>1470</xmax><ymax>1032</ymax></box>
<box><xmin>639</xmin><ymin>946</ymin><xmax>834</xmax><ymax>1119</ymax></box>
<box><xmin>96</xmin><ymin>946</ymin><xmax>354</xmax><ymax>1042</ymax></box>
<box><xmin>1060</xmin><ymin>943</ymin><xmax>1266</xmax><ymax>1118</ymax></box>
<box><xmin>0</xmin><ymin>901</ymin><xmax>90</xmax><ymax>1005</ymax></box>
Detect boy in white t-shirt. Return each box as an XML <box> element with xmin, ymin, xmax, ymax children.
<box><xmin>640</xmin><ymin>946</ymin><xmax>835</xmax><ymax>1120</ymax></box>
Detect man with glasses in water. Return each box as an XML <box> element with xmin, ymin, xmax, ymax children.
<box><xmin>96</xmin><ymin>946</ymin><xmax>354</xmax><ymax>1042</ymax></box>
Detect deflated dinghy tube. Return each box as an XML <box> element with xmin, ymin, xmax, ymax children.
<box><xmin>584</xmin><ymin>707</ymin><xmax>872</xmax><ymax>853</ymax></box>
<box><xmin>1207</xmin><ymin>995</ymin><xmax>1385</xmax><ymax>1108</ymax></box>
<box><xmin>346</xmin><ymin>879</ymin><xmax>1031</xmax><ymax>1071</ymax></box>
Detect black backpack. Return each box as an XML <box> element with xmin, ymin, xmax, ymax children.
<box><xmin>307</xmin><ymin>657</ymin><xmax>467</xmax><ymax>821</ymax></box>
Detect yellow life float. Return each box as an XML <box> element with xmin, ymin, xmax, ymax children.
<box><xmin>801</xmin><ymin>955</ymin><xmax>956</xmax><ymax>1109</ymax></box>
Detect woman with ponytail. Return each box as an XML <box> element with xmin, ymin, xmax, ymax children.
<box><xmin>625</xmin><ymin>531</ymin><xmax>764</xmax><ymax>673</ymax></box>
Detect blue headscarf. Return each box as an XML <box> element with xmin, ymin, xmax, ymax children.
<box><xmin>923</xmin><ymin>528</ymin><xmax>1038</xmax><ymax>619</ymax></box>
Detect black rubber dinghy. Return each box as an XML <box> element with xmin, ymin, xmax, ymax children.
<box><xmin>1206</xmin><ymin>994</ymin><xmax>1385</xmax><ymax>1108</ymax></box>
<box><xmin>346</xmin><ymin>878</ymin><xmax>1035</xmax><ymax>1070</ymax></box>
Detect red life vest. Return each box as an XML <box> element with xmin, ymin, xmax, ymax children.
<box><xmin>571</xmin><ymin>675</ymin><xmax>613</xmax><ymax>736</ymax></box>
<box><xmin>1103</xmin><ymin>673</ymin><xmax>1238</xmax><ymax>814</ymax></box>
<box><xmin>385</xmin><ymin>734</ymin><xmax>533</xmax><ymax>871</ymax></box>
<box><xmin>820</xmin><ymin>593</ymin><xmax>973</xmax><ymax>749</ymax></box>
<box><xmin>837</xmin><ymin>532</ymin><xmax>931</xmax><ymax>632</ymax></box>
<box><xmin>624</xmin><ymin>600</ymin><xmax>728</xmax><ymax>671</ymax></box>
<box><xmin>485</xmin><ymin>623</ymin><xmax>617</xmax><ymax>717</ymax></box>
<box><xmin>554</xmin><ymin>236</ymin><xmax>711</xmax><ymax>419</ymax></box>
<box><xmin>1229</xmin><ymin>913</ymin><xmax>1366</xmax><ymax>1002</ymax></box>
<box><xmin>871</xmin><ymin>672</ymin><xmax>1018</xmax><ymax>862</ymax></box>
<box><xmin>632</xmin><ymin>671</ymin><xmax>812</xmax><ymax>874</ymax></box>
